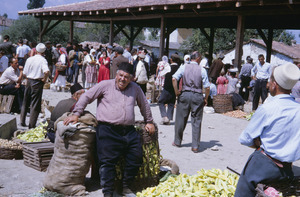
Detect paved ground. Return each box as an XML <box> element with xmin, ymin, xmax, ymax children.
<box><xmin>1</xmin><ymin>88</ymin><xmax>300</xmax><ymax>197</ymax></box>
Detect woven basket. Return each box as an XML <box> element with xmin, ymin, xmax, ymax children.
<box><xmin>55</xmin><ymin>64</ymin><xmax>67</xmax><ymax>72</ymax></box>
<box><xmin>213</xmin><ymin>94</ymin><xmax>233</xmax><ymax>113</ymax></box>
<box><xmin>0</xmin><ymin>144</ymin><xmax>23</xmax><ymax>160</ymax></box>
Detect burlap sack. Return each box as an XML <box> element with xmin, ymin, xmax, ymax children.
<box><xmin>43</xmin><ymin>112</ymin><xmax>97</xmax><ymax>196</ymax></box>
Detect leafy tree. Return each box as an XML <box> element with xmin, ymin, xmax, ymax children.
<box><xmin>3</xmin><ymin>13</ymin><xmax>8</xmax><ymax>18</ymax></box>
<box><xmin>27</xmin><ymin>0</ymin><xmax>45</xmax><ymax>9</ymax></box>
<box><xmin>147</xmin><ymin>28</ymin><xmax>159</xmax><ymax>41</ymax></box>
<box><xmin>75</xmin><ymin>23</ymin><xmax>110</xmax><ymax>43</ymax></box>
<box><xmin>2</xmin><ymin>16</ymin><xmax>70</xmax><ymax>45</ymax></box>
<box><xmin>179</xmin><ymin>28</ymin><xmax>294</xmax><ymax>55</ymax></box>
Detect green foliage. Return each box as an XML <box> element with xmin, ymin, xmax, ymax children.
<box><xmin>27</xmin><ymin>0</ymin><xmax>45</xmax><ymax>9</ymax></box>
<box><xmin>179</xmin><ymin>28</ymin><xmax>294</xmax><ymax>55</ymax></box>
<box><xmin>75</xmin><ymin>23</ymin><xmax>110</xmax><ymax>43</ymax></box>
<box><xmin>2</xmin><ymin>13</ymin><xmax>8</xmax><ymax>18</ymax></box>
<box><xmin>147</xmin><ymin>28</ymin><xmax>159</xmax><ymax>41</ymax></box>
<box><xmin>2</xmin><ymin>16</ymin><xmax>40</xmax><ymax>43</ymax></box>
<box><xmin>2</xmin><ymin>16</ymin><xmax>70</xmax><ymax>44</ymax></box>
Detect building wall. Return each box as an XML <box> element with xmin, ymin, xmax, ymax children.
<box><xmin>169</xmin><ymin>28</ymin><xmax>193</xmax><ymax>44</ymax></box>
<box><xmin>223</xmin><ymin>43</ymin><xmax>293</xmax><ymax>66</ymax></box>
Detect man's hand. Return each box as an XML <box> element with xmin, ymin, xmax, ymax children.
<box><xmin>145</xmin><ymin>123</ymin><xmax>155</xmax><ymax>135</ymax></box>
<box><xmin>15</xmin><ymin>83</ymin><xmax>20</xmax><ymax>88</ymax></box>
<box><xmin>266</xmin><ymin>82</ymin><xmax>269</xmax><ymax>89</ymax></box>
<box><xmin>63</xmin><ymin>115</ymin><xmax>79</xmax><ymax>125</ymax></box>
<box><xmin>175</xmin><ymin>90</ymin><xmax>181</xmax><ymax>97</ymax></box>
<box><xmin>203</xmin><ymin>99</ymin><xmax>208</xmax><ymax>106</ymax></box>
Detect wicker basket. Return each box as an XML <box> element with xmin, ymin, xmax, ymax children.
<box><xmin>55</xmin><ymin>64</ymin><xmax>67</xmax><ymax>72</ymax></box>
<box><xmin>213</xmin><ymin>94</ymin><xmax>233</xmax><ymax>113</ymax></box>
<box><xmin>0</xmin><ymin>146</ymin><xmax>23</xmax><ymax>159</ymax></box>
<box><xmin>0</xmin><ymin>139</ymin><xmax>23</xmax><ymax>160</ymax></box>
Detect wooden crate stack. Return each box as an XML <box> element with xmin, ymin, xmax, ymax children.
<box><xmin>22</xmin><ymin>141</ymin><xmax>54</xmax><ymax>171</ymax></box>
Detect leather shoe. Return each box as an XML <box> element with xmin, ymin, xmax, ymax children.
<box><xmin>191</xmin><ymin>148</ymin><xmax>199</xmax><ymax>153</ymax></box>
<box><xmin>172</xmin><ymin>142</ymin><xmax>181</xmax><ymax>148</ymax></box>
<box><xmin>20</xmin><ymin>123</ymin><xmax>27</xmax><ymax>127</ymax></box>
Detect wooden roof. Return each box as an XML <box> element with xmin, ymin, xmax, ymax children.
<box><xmin>18</xmin><ymin>0</ymin><xmax>300</xmax><ymax>29</ymax></box>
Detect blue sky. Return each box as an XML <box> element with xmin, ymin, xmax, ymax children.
<box><xmin>1</xmin><ymin>0</ymin><xmax>84</xmax><ymax>19</ymax></box>
<box><xmin>1</xmin><ymin>0</ymin><xmax>299</xmax><ymax>43</ymax></box>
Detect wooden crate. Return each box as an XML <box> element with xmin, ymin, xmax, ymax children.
<box><xmin>0</xmin><ymin>94</ymin><xmax>15</xmax><ymax>113</ymax></box>
<box><xmin>22</xmin><ymin>141</ymin><xmax>54</xmax><ymax>171</ymax></box>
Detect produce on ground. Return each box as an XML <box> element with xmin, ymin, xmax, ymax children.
<box><xmin>137</xmin><ymin>168</ymin><xmax>239</xmax><ymax>197</ymax></box>
<box><xmin>223</xmin><ymin>110</ymin><xmax>248</xmax><ymax>119</ymax></box>
<box><xmin>245</xmin><ymin>112</ymin><xmax>254</xmax><ymax>121</ymax></box>
<box><xmin>0</xmin><ymin>139</ymin><xmax>22</xmax><ymax>150</ymax></box>
<box><xmin>17</xmin><ymin>122</ymin><xmax>48</xmax><ymax>142</ymax></box>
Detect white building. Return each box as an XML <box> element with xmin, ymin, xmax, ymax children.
<box><xmin>223</xmin><ymin>39</ymin><xmax>300</xmax><ymax>66</ymax></box>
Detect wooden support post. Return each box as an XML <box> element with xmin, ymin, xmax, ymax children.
<box><xmin>159</xmin><ymin>16</ymin><xmax>166</xmax><ymax>58</ymax></box>
<box><xmin>266</xmin><ymin>28</ymin><xmax>273</xmax><ymax>63</ymax></box>
<box><xmin>130</xmin><ymin>26</ymin><xmax>134</xmax><ymax>51</ymax></box>
<box><xmin>257</xmin><ymin>28</ymin><xmax>273</xmax><ymax>63</ymax></box>
<box><xmin>234</xmin><ymin>15</ymin><xmax>245</xmax><ymax>71</ymax></box>
<box><xmin>208</xmin><ymin>27</ymin><xmax>215</xmax><ymax>67</ymax></box>
<box><xmin>166</xmin><ymin>28</ymin><xmax>170</xmax><ymax>57</ymax></box>
<box><xmin>39</xmin><ymin>19</ymin><xmax>43</xmax><ymax>42</ymax></box>
<box><xmin>69</xmin><ymin>20</ymin><xmax>74</xmax><ymax>43</ymax></box>
<box><xmin>200</xmin><ymin>27</ymin><xmax>215</xmax><ymax>66</ymax></box>
<box><xmin>109</xmin><ymin>20</ymin><xmax>114</xmax><ymax>46</ymax></box>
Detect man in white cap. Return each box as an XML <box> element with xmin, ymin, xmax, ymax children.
<box><xmin>235</xmin><ymin>63</ymin><xmax>300</xmax><ymax>196</ymax></box>
<box><xmin>20</xmin><ymin>43</ymin><xmax>50</xmax><ymax>128</ymax></box>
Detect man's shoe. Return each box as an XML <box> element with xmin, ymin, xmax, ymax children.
<box><xmin>163</xmin><ymin>117</ymin><xmax>170</xmax><ymax>125</ymax></box>
<box><xmin>172</xmin><ymin>142</ymin><xmax>181</xmax><ymax>148</ymax></box>
<box><xmin>103</xmin><ymin>193</ymin><xmax>112</xmax><ymax>197</ymax></box>
<box><xmin>20</xmin><ymin>123</ymin><xmax>27</xmax><ymax>127</ymax></box>
<box><xmin>122</xmin><ymin>187</ymin><xmax>136</xmax><ymax>197</ymax></box>
<box><xmin>191</xmin><ymin>148</ymin><xmax>199</xmax><ymax>153</ymax></box>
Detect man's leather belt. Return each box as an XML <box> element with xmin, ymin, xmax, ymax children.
<box><xmin>257</xmin><ymin>148</ymin><xmax>292</xmax><ymax>168</ymax></box>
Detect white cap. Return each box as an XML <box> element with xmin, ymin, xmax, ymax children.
<box><xmin>36</xmin><ymin>43</ymin><xmax>46</xmax><ymax>53</ymax></box>
<box><xmin>273</xmin><ymin>63</ymin><xmax>300</xmax><ymax>90</ymax></box>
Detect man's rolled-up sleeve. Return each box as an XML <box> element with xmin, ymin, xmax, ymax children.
<box><xmin>239</xmin><ymin>107</ymin><xmax>266</xmax><ymax>147</ymax></box>
<box><xmin>136</xmin><ymin>86</ymin><xmax>153</xmax><ymax>123</ymax></box>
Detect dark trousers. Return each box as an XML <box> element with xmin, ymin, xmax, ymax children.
<box><xmin>18</xmin><ymin>58</ymin><xmax>25</xmax><ymax>67</ymax></box>
<box><xmin>158</xmin><ymin>89</ymin><xmax>175</xmax><ymax>121</ymax></box>
<box><xmin>67</xmin><ymin>63</ymin><xmax>80</xmax><ymax>84</ymax></box>
<box><xmin>137</xmin><ymin>83</ymin><xmax>146</xmax><ymax>94</ymax></box>
<box><xmin>81</xmin><ymin>64</ymin><xmax>86</xmax><ymax>88</ymax></box>
<box><xmin>20</xmin><ymin>79</ymin><xmax>44</xmax><ymax>128</ymax></box>
<box><xmin>235</xmin><ymin>150</ymin><xmax>293</xmax><ymax>197</ymax></box>
<box><xmin>96</xmin><ymin>123</ymin><xmax>142</xmax><ymax>195</ymax></box>
<box><xmin>252</xmin><ymin>79</ymin><xmax>268</xmax><ymax>110</ymax></box>
<box><xmin>174</xmin><ymin>91</ymin><xmax>204</xmax><ymax>149</ymax></box>
<box><xmin>239</xmin><ymin>76</ymin><xmax>251</xmax><ymax>101</ymax></box>
<box><xmin>0</xmin><ymin>84</ymin><xmax>24</xmax><ymax>113</ymax></box>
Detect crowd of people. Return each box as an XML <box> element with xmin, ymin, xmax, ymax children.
<box><xmin>1</xmin><ymin>34</ymin><xmax>300</xmax><ymax>196</ymax></box>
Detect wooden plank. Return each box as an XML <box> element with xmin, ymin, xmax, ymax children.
<box><xmin>4</xmin><ymin>95</ymin><xmax>14</xmax><ymax>113</ymax></box>
<box><xmin>0</xmin><ymin>95</ymin><xmax>8</xmax><ymax>113</ymax></box>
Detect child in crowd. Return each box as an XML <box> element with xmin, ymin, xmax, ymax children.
<box><xmin>226</xmin><ymin>68</ymin><xmax>245</xmax><ymax>109</ymax></box>
<box><xmin>216</xmin><ymin>71</ymin><xmax>227</xmax><ymax>94</ymax></box>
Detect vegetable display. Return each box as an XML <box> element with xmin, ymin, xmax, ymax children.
<box><xmin>137</xmin><ymin>168</ymin><xmax>239</xmax><ymax>197</ymax></box>
<box><xmin>17</xmin><ymin>122</ymin><xmax>48</xmax><ymax>142</ymax></box>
